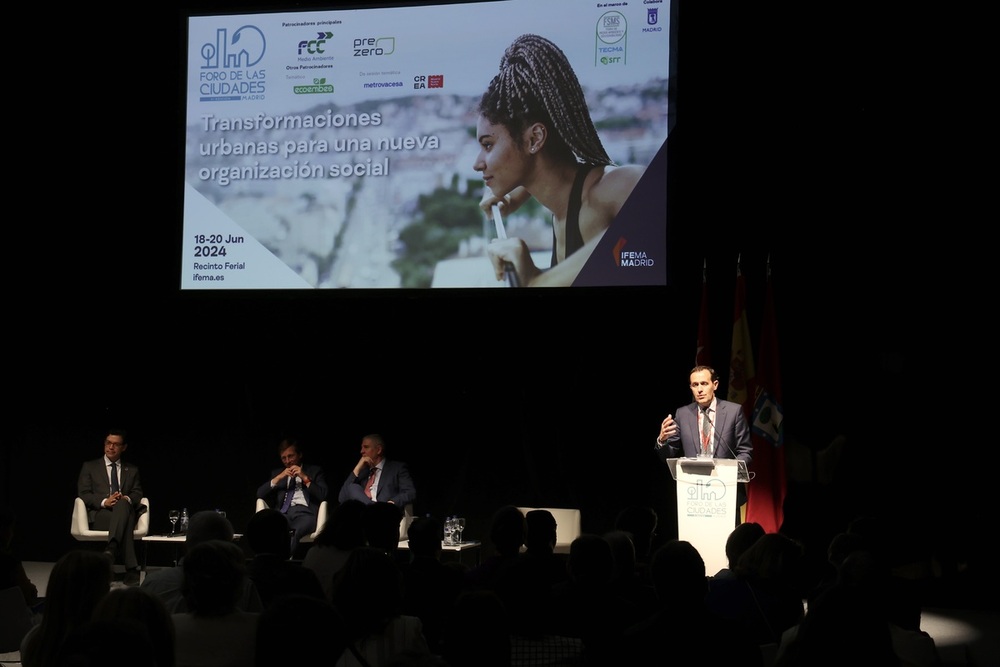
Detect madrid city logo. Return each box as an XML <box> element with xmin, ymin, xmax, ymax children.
<box><xmin>198</xmin><ymin>25</ymin><xmax>267</xmax><ymax>102</ymax></box>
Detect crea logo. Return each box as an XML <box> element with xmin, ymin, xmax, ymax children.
<box><xmin>413</xmin><ymin>74</ymin><xmax>443</xmax><ymax>90</ymax></box>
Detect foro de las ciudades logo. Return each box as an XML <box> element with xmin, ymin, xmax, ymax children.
<box><xmin>198</xmin><ymin>25</ymin><xmax>267</xmax><ymax>102</ymax></box>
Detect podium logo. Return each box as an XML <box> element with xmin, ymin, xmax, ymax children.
<box><xmin>687</xmin><ymin>478</ymin><xmax>727</xmax><ymax>502</ymax></box>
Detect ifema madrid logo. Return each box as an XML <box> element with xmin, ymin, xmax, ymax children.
<box><xmin>612</xmin><ymin>237</ymin><xmax>656</xmax><ymax>269</ymax></box>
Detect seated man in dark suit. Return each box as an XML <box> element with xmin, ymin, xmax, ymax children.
<box><xmin>338</xmin><ymin>433</ymin><xmax>416</xmax><ymax>508</ymax></box>
<box><xmin>77</xmin><ymin>428</ymin><xmax>146</xmax><ymax>585</ymax></box>
<box><xmin>256</xmin><ymin>437</ymin><xmax>329</xmax><ymax>556</ymax></box>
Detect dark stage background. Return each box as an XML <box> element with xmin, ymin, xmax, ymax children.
<box><xmin>5</xmin><ymin>4</ymin><xmax>962</xmax><ymax>568</ymax></box>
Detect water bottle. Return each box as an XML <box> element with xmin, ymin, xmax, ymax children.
<box><xmin>180</xmin><ymin>508</ymin><xmax>189</xmax><ymax>534</ymax></box>
<box><xmin>443</xmin><ymin>516</ymin><xmax>455</xmax><ymax>546</ymax></box>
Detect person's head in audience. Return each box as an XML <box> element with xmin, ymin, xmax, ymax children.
<box><xmin>330</xmin><ymin>546</ymin><xmax>405</xmax><ymax>641</ymax></box>
<box><xmin>649</xmin><ymin>539</ymin><xmax>707</xmax><ymax>608</ymax></box>
<box><xmin>604</xmin><ymin>529</ymin><xmax>638</xmax><ymax>582</ymax></box>
<box><xmin>723</xmin><ymin>521</ymin><xmax>765</xmax><ymax>572</ymax></box>
<box><xmin>246</xmin><ymin>507</ymin><xmax>292</xmax><ymax>560</ymax></box>
<box><xmin>91</xmin><ymin>585</ymin><xmax>175</xmax><ymax>667</ymax></box>
<box><xmin>406</xmin><ymin>516</ymin><xmax>443</xmax><ymax>559</ymax></box>
<box><xmin>614</xmin><ymin>505</ymin><xmax>659</xmax><ymax>561</ymax></box>
<box><xmin>362</xmin><ymin>501</ymin><xmax>404</xmax><ymax>554</ymax></box>
<box><xmin>444</xmin><ymin>589</ymin><xmax>511</xmax><ymax>667</ymax></box>
<box><xmin>181</xmin><ymin>539</ymin><xmax>246</xmax><ymax>617</ymax></box>
<box><xmin>734</xmin><ymin>531</ymin><xmax>805</xmax><ymax>586</ymax></box>
<box><xmin>313</xmin><ymin>498</ymin><xmax>366</xmax><ymax>549</ymax></box>
<box><xmin>489</xmin><ymin>505</ymin><xmax>526</xmax><ymax>557</ymax></box>
<box><xmin>256</xmin><ymin>593</ymin><xmax>347</xmax><ymax>666</ymax></box>
<box><xmin>20</xmin><ymin>549</ymin><xmax>113</xmax><ymax>667</ymax></box>
<box><xmin>524</xmin><ymin>509</ymin><xmax>558</xmax><ymax>554</ymax></box>
<box><xmin>565</xmin><ymin>534</ymin><xmax>614</xmax><ymax>588</ymax></box>
<box><xmin>185</xmin><ymin>510</ymin><xmax>235</xmax><ymax>548</ymax></box>
<box><xmin>781</xmin><ymin>550</ymin><xmax>900</xmax><ymax>666</ymax></box>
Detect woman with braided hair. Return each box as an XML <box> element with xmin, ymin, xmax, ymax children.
<box><xmin>474</xmin><ymin>33</ymin><xmax>646</xmax><ymax>287</ymax></box>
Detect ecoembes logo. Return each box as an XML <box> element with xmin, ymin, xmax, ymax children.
<box><xmin>198</xmin><ymin>25</ymin><xmax>268</xmax><ymax>103</ymax></box>
<box><xmin>294</xmin><ymin>78</ymin><xmax>334</xmax><ymax>95</ymax></box>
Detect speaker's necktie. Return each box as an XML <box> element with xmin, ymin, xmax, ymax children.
<box><xmin>110</xmin><ymin>462</ymin><xmax>120</xmax><ymax>494</ymax></box>
<box><xmin>365</xmin><ymin>468</ymin><xmax>377</xmax><ymax>500</ymax></box>
<box><xmin>280</xmin><ymin>476</ymin><xmax>295</xmax><ymax>513</ymax></box>
<box><xmin>701</xmin><ymin>407</ymin><xmax>712</xmax><ymax>456</ymax></box>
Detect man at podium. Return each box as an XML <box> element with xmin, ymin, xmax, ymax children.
<box><xmin>655</xmin><ymin>365</ymin><xmax>753</xmax><ymax>523</ymax></box>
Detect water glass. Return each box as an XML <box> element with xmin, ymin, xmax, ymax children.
<box><xmin>168</xmin><ymin>509</ymin><xmax>180</xmax><ymax>535</ymax></box>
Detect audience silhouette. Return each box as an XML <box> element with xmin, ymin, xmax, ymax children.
<box><xmin>463</xmin><ymin>505</ymin><xmax>525</xmax><ymax>593</ymax></box>
<box><xmin>172</xmin><ymin>539</ymin><xmax>259</xmax><ymax>667</ymax></box>
<box><xmin>19</xmin><ymin>549</ymin><xmax>112</xmax><ymax>667</ymax></box>
<box><xmin>141</xmin><ymin>510</ymin><xmax>263</xmax><ymax>613</ymax></box>
<box><xmin>244</xmin><ymin>507</ymin><xmax>324</xmax><ymax>607</ymax></box>
<box><xmin>705</xmin><ymin>531</ymin><xmax>807</xmax><ymax>646</ymax></box>
<box><xmin>302</xmin><ymin>498</ymin><xmax>367</xmax><ymax>603</ymax></box>
<box><xmin>363</xmin><ymin>501</ymin><xmax>406</xmax><ymax>559</ymax></box>
<box><xmin>399</xmin><ymin>515</ymin><xmax>466</xmax><ymax>657</ymax></box>
<box><xmin>330</xmin><ymin>545</ymin><xmax>431</xmax><ymax>665</ymax></box>
<box><xmin>256</xmin><ymin>593</ymin><xmax>348</xmax><ymax>667</ymax></box>
<box><xmin>91</xmin><ymin>585</ymin><xmax>176</xmax><ymax>667</ymax></box>
<box><xmin>613</xmin><ymin>505</ymin><xmax>661</xmax><ymax>585</ymax></box>
<box><xmin>14</xmin><ymin>498</ymin><xmax>991</xmax><ymax>667</ymax></box>
<box><xmin>622</xmin><ymin>538</ymin><xmax>763</xmax><ymax>665</ymax></box>
<box><xmin>713</xmin><ymin>520</ymin><xmax>765</xmax><ymax>579</ymax></box>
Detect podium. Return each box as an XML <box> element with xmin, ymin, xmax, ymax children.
<box><xmin>666</xmin><ymin>457</ymin><xmax>749</xmax><ymax>575</ymax></box>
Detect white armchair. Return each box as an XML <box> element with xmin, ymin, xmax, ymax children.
<box><xmin>257</xmin><ymin>499</ymin><xmax>413</xmax><ymax>542</ymax></box>
<box><xmin>71</xmin><ymin>496</ymin><xmax>150</xmax><ymax>541</ymax></box>
<box><xmin>255</xmin><ymin>498</ymin><xmax>328</xmax><ymax>543</ymax></box>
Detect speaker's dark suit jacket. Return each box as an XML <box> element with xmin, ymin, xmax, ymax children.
<box><xmin>255</xmin><ymin>463</ymin><xmax>329</xmax><ymax>515</ymax></box>
<box><xmin>77</xmin><ymin>456</ymin><xmax>145</xmax><ymax>569</ymax></box>
<box><xmin>338</xmin><ymin>459</ymin><xmax>416</xmax><ymax>506</ymax></box>
<box><xmin>655</xmin><ymin>399</ymin><xmax>753</xmax><ymax>506</ymax></box>
<box><xmin>77</xmin><ymin>457</ymin><xmax>145</xmax><ymax>522</ymax></box>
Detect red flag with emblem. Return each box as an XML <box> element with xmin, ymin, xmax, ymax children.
<box><xmin>745</xmin><ymin>259</ymin><xmax>786</xmax><ymax>533</ymax></box>
<box><xmin>727</xmin><ymin>256</ymin><xmax>755</xmax><ymax>420</ymax></box>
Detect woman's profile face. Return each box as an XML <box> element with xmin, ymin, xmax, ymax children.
<box><xmin>474</xmin><ymin>114</ymin><xmax>529</xmax><ymax>196</ymax></box>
